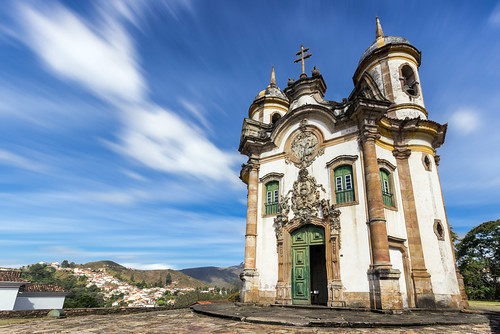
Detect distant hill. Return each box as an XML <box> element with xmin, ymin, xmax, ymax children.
<box><xmin>179</xmin><ymin>263</ymin><xmax>243</xmax><ymax>288</ymax></box>
<box><xmin>81</xmin><ymin>261</ymin><xmax>207</xmax><ymax>289</ymax></box>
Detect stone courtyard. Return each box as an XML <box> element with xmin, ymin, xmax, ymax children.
<box><xmin>0</xmin><ymin>306</ymin><xmax>497</xmax><ymax>333</ymax></box>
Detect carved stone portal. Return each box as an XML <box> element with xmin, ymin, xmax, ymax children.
<box><xmin>273</xmin><ymin>167</ymin><xmax>344</xmax><ymax>306</ymax></box>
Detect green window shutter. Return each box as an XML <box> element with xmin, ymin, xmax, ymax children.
<box><xmin>379</xmin><ymin>169</ymin><xmax>393</xmax><ymax>207</ymax></box>
<box><xmin>265</xmin><ymin>181</ymin><xmax>279</xmax><ymax>214</ymax></box>
<box><xmin>334</xmin><ymin>165</ymin><xmax>355</xmax><ymax>204</ymax></box>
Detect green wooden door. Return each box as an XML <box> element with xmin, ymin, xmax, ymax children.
<box><xmin>291</xmin><ymin>246</ymin><xmax>309</xmax><ymax>303</ymax></box>
<box><xmin>379</xmin><ymin>169</ymin><xmax>393</xmax><ymax>207</ymax></box>
<box><xmin>291</xmin><ymin>225</ymin><xmax>325</xmax><ymax>305</ymax></box>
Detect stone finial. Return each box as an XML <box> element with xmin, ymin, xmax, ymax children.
<box><xmin>312</xmin><ymin>66</ymin><xmax>320</xmax><ymax>76</ymax></box>
<box><xmin>376</xmin><ymin>16</ymin><xmax>384</xmax><ymax>39</ymax></box>
<box><xmin>270</xmin><ymin>65</ymin><xmax>276</xmax><ymax>86</ymax></box>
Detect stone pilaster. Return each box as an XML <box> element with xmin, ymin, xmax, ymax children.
<box><xmin>393</xmin><ymin>146</ymin><xmax>435</xmax><ymax>308</ymax></box>
<box><xmin>360</xmin><ymin>123</ymin><xmax>402</xmax><ymax>310</ymax></box>
<box><xmin>360</xmin><ymin>124</ymin><xmax>391</xmax><ymax>268</ymax></box>
<box><xmin>240</xmin><ymin>159</ymin><xmax>260</xmax><ymax>303</ymax></box>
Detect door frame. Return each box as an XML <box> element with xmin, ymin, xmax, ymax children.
<box><xmin>291</xmin><ymin>225</ymin><xmax>325</xmax><ymax>304</ymax></box>
<box><xmin>275</xmin><ymin>217</ymin><xmax>344</xmax><ymax>307</ymax></box>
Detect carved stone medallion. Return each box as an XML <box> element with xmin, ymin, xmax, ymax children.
<box><xmin>286</xmin><ymin>120</ymin><xmax>324</xmax><ymax>168</ymax></box>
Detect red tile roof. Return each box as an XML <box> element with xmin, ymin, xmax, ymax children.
<box><xmin>0</xmin><ymin>270</ymin><xmax>28</xmax><ymax>282</ymax></box>
<box><xmin>20</xmin><ymin>283</ymin><xmax>68</xmax><ymax>292</ymax></box>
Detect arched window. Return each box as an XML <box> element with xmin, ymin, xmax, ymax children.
<box><xmin>265</xmin><ymin>181</ymin><xmax>279</xmax><ymax>215</ymax></box>
<box><xmin>379</xmin><ymin>169</ymin><xmax>393</xmax><ymax>207</ymax></box>
<box><xmin>334</xmin><ymin>165</ymin><xmax>355</xmax><ymax>204</ymax></box>
<box><xmin>271</xmin><ymin>113</ymin><xmax>281</xmax><ymax>125</ymax></box>
<box><xmin>400</xmin><ymin>64</ymin><xmax>419</xmax><ymax>97</ymax></box>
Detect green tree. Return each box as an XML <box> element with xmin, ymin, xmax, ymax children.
<box><xmin>61</xmin><ymin>260</ymin><xmax>69</xmax><ymax>268</ymax></box>
<box><xmin>456</xmin><ymin>219</ymin><xmax>500</xmax><ymax>300</ymax></box>
<box><xmin>165</xmin><ymin>273</ymin><xmax>172</xmax><ymax>285</ymax></box>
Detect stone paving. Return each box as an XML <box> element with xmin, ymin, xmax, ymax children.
<box><xmin>0</xmin><ymin>307</ymin><xmax>497</xmax><ymax>333</ymax></box>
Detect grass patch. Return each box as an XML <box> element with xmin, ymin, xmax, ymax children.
<box><xmin>469</xmin><ymin>300</ymin><xmax>500</xmax><ymax>312</ymax></box>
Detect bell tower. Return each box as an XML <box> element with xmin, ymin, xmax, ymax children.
<box><xmin>354</xmin><ymin>17</ymin><xmax>428</xmax><ymax>120</ymax></box>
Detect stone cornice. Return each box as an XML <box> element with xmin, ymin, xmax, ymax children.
<box><xmin>378</xmin><ymin>116</ymin><xmax>447</xmax><ymax>149</ymax></box>
<box><xmin>248</xmin><ymin>96</ymin><xmax>290</xmax><ymax>119</ymax></box>
<box><xmin>259</xmin><ymin>172</ymin><xmax>284</xmax><ymax>184</ymax></box>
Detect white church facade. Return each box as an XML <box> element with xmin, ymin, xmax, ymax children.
<box><xmin>238</xmin><ymin>18</ymin><xmax>468</xmax><ymax>310</ymax></box>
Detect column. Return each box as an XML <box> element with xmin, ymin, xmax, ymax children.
<box><xmin>360</xmin><ymin>125</ymin><xmax>391</xmax><ymax>267</ymax></box>
<box><xmin>360</xmin><ymin>123</ymin><xmax>403</xmax><ymax>310</ymax></box>
<box><xmin>393</xmin><ymin>146</ymin><xmax>435</xmax><ymax>308</ymax></box>
<box><xmin>241</xmin><ymin>159</ymin><xmax>260</xmax><ymax>303</ymax></box>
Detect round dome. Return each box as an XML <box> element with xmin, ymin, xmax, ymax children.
<box><xmin>358</xmin><ymin>35</ymin><xmax>413</xmax><ymax>65</ymax></box>
<box><xmin>253</xmin><ymin>85</ymin><xmax>288</xmax><ymax>102</ymax></box>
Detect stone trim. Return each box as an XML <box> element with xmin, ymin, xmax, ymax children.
<box><xmin>388</xmin><ymin>238</ymin><xmax>415</xmax><ymax>308</ymax></box>
<box><xmin>422</xmin><ymin>153</ymin><xmax>432</xmax><ymax>171</ymax></box>
<box><xmin>327</xmin><ymin>155</ymin><xmax>360</xmax><ymax>207</ymax></box>
<box><xmin>259</xmin><ymin>172</ymin><xmax>284</xmax><ymax>184</ymax></box>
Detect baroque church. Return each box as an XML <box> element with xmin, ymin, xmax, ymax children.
<box><xmin>238</xmin><ymin>18</ymin><xmax>468</xmax><ymax>310</ymax></box>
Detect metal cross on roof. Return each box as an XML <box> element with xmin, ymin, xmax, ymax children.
<box><xmin>294</xmin><ymin>45</ymin><xmax>311</xmax><ymax>77</ymax></box>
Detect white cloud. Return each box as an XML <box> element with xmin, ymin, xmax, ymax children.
<box><xmin>14</xmin><ymin>2</ymin><xmax>239</xmax><ymax>182</ymax></box>
<box><xmin>0</xmin><ymin>149</ymin><xmax>48</xmax><ymax>172</ymax></box>
<box><xmin>113</xmin><ymin>105</ymin><xmax>240</xmax><ymax>181</ymax></box>
<box><xmin>18</xmin><ymin>3</ymin><xmax>144</xmax><ymax>104</ymax></box>
<box><xmin>121</xmin><ymin>262</ymin><xmax>173</xmax><ymax>270</ymax></box>
<box><xmin>449</xmin><ymin>108</ymin><xmax>481</xmax><ymax>135</ymax></box>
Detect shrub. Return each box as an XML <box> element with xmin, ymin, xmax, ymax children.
<box><xmin>228</xmin><ymin>293</ymin><xmax>240</xmax><ymax>302</ymax></box>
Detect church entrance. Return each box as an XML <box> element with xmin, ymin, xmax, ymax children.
<box><xmin>291</xmin><ymin>224</ymin><xmax>327</xmax><ymax>305</ymax></box>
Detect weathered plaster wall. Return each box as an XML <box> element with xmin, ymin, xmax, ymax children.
<box><xmin>14</xmin><ymin>296</ymin><xmax>65</xmax><ymax>310</ymax></box>
<box><xmin>408</xmin><ymin>152</ymin><xmax>459</xmax><ymax>299</ymax></box>
<box><xmin>0</xmin><ymin>286</ymin><xmax>20</xmax><ymax>311</ymax></box>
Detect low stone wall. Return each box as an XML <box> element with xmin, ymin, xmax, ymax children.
<box><xmin>0</xmin><ymin>306</ymin><xmax>177</xmax><ymax>319</ymax></box>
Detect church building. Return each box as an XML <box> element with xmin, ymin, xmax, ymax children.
<box><xmin>238</xmin><ymin>18</ymin><xmax>468</xmax><ymax>310</ymax></box>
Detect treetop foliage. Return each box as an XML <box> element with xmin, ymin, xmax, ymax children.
<box><xmin>456</xmin><ymin>219</ymin><xmax>500</xmax><ymax>300</ymax></box>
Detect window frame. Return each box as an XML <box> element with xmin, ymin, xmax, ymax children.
<box><xmin>377</xmin><ymin>159</ymin><xmax>398</xmax><ymax>211</ymax></box>
<box><xmin>327</xmin><ymin>155</ymin><xmax>359</xmax><ymax>207</ymax></box>
<box><xmin>260</xmin><ymin>172</ymin><xmax>284</xmax><ymax>217</ymax></box>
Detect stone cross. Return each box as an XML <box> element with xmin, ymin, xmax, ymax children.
<box><xmin>294</xmin><ymin>45</ymin><xmax>311</xmax><ymax>77</ymax></box>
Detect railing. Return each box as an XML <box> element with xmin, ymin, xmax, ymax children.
<box><xmin>265</xmin><ymin>202</ymin><xmax>279</xmax><ymax>215</ymax></box>
<box><xmin>382</xmin><ymin>192</ymin><xmax>393</xmax><ymax>207</ymax></box>
<box><xmin>335</xmin><ymin>190</ymin><xmax>355</xmax><ymax>204</ymax></box>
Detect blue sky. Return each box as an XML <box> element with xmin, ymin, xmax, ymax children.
<box><xmin>0</xmin><ymin>0</ymin><xmax>499</xmax><ymax>270</ymax></box>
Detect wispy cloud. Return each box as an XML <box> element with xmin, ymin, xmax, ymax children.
<box><xmin>13</xmin><ymin>1</ymin><xmax>238</xmax><ymax>182</ymax></box>
<box><xmin>0</xmin><ymin>149</ymin><xmax>48</xmax><ymax>172</ymax></box>
<box><xmin>18</xmin><ymin>3</ymin><xmax>144</xmax><ymax>104</ymax></box>
<box><xmin>121</xmin><ymin>169</ymin><xmax>149</xmax><ymax>182</ymax></box>
<box><xmin>120</xmin><ymin>262</ymin><xmax>173</xmax><ymax>270</ymax></box>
